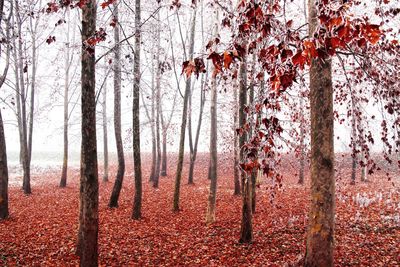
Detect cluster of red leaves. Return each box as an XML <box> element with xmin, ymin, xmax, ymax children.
<box><xmin>100</xmin><ymin>0</ymin><xmax>116</xmax><ymax>9</ymax></box>
<box><xmin>1</xmin><ymin>155</ymin><xmax>399</xmax><ymax>266</ymax></box>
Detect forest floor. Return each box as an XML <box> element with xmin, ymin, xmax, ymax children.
<box><xmin>0</xmin><ymin>154</ymin><xmax>399</xmax><ymax>266</ymax></box>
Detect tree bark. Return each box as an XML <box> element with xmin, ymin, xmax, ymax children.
<box><xmin>206</xmin><ymin>63</ymin><xmax>218</xmax><ymax>224</ymax></box>
<box><xmin>76</xmin><ymin>1</ymin><xmax>99</xmax><ymax>265</ymax></box>
<box><xmin>298</xmin><ymin>97</ymin><xmax>305</xmax><ymax>185</ymax></box>
<box><xmin>102</xmin><ymin>65</ymin><xmax>109</xmax><ymax>183</ymax></box>
<box><xmin>132</xmin><ymin>0</ymin><xmax>143</xmax><ymax>220</ymax></box>
<box><xmin>0</xmin><ymin>0</ymin><xmax>11</xmax><ymax>220</ymax></box>
<box><xmin>238</xmin><ymin>56</ymin><xmax>252</xmax><ymax>243</ymax></box>
<box><xmin>173</xmin><ymin>7</ymin><xmax>196</xmax><ymax>212</ymax></box>
<box><xmin>0</xmin><ymin>110</ymin><xmax>8</xmax><ymax>220</ymax></box>
<box><xmin>249</xmin><ymin>54</ymin><xmax>256</xmax><ymax>214</ymax></box>
<box><xmin>206</xmin><ymin>12</ymin><xmax>218</xmax><ymax>223</ymax></box>
<box><xmin>149</xmin><ymin>54</ymin><xmax>156</xmax><ymax>183</ymax></box>
<box><xmin>153</xmin><ymin>10</ymin><xmax>162</xmax><ymax>188</ymax></box>
<box><xmin>109</xmin><ymin>2</ymin><xmax>125</xmax><ymax>208</ymax></box>
<box><xmin>233</xmin><ymin>80</ymin><xmax>241</xmax><ymax>195</ymax></box>
<box><xmin>161</xmin><ymin>130</ymin><xmax>167</xmax><ymax>176</ymax></box>
<box><xmin>304</xmin><ymin>0</ymin><xmax>335</xmax><ymax>265</ymax></box>
<box><xmin>60</xmin><ymin>11</ymin><xmax>70</xmax><ymax>188</ymax></box>
<box><xmin>350</xmin><ymin>111</ymin><xmax>356</xmax><ymax>185</ymax></box>
<box><xmin>187</xmin><ymin>66</ymin><xmax>207</xmax><ymax>184</ymax></box>
<box><xmin>15</xmin><ymin>0</ymin><xmax>31</xmax><ymax>194</ymax></box>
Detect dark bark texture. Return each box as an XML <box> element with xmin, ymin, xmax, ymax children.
<box><xmin>76</xmin><ymin>1</ymin><xmax>99</xmax><ymax>266</ymax></box>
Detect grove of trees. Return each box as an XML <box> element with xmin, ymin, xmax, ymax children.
<box><xmin>0</xmin><ymin>0</ymin><xmax>399</xmax><ymax>266</ymax></box>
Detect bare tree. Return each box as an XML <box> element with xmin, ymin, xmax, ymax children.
<box><xmin>60</xmin><ymin>10</ymin><xmax>72</xmax><ymax>188</ymax></box>
<box><xmin>102</xmin><ymin>64</ymin><xmax>109</xmax><ymax>183</ymax></box>
<box><xmin>0</xmin><ymin>0</ymin><xmax>12</xmax><ymax>220</ymax></box>
<box><xmin>173</xmin><ymin>6</ymin><xmax>197</xmax><ymax>212</ymax></box>
<box><xmin>109</xmin><ymin>1</ymin><xmax>125</xmax><ymax>208</ymax></box>
<box><xmin>205</xmin><ymin>10</ymin><xmax>218</xmax><ymax>223</ymax></box>
<box><xmin>132</xmin><ymin>0</ymin><xmax>143</xmax><ymax>220</ymax></box>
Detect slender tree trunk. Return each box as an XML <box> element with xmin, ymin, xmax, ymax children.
<box><xmin>233</xmin><ymin>80</ymin><xmax>241</xmax><ymax>195</ymax></box>
<box><xmin>298</xmin><ymin>97</ymin><xmax>305</xmax><ymax>185</ymax></box>
<box><xmin>149</xmin><ymin>57</ymin><xmax>156</xmax><ymax>183</ymax></box>
<box><xmin>304</xmin><ymin>0</ymin><xmax>335</xmax><ymax>265</ymax></box>
<box><xmin>76</xmin><ymin>1</ymin><xmax>99</xmax><ymax>265</ymax></box>
<box><xmin>109</xmin><ymin>2</ymin><xmax>125</xmax><ymax>208</ymax></box>
<box><xmin>161</xmin><ymin>131</ymin><xmax>167</xmax><ymax>176</ymax></box>
<box><xmin>350</xmin><ymin>113</ymin><xmax>356</xmax><ymax>185</ymax></box>
<box><xmin>15</xmin><ymin>0</ymin><xmax>30</xmax><ymax>194</ymax></box>
<box><xmin>206</xmin><ymin>21</ymin><xmax>218</xmax><ymax>223</ymax></box>
<box><xmin>60</xmin><ymin>11</ymin><xmax>70</xmax><ymax>188</ymax></box>
<box><xmin>0</xmin><ymin>0</ymin><xmax>11</xmax><ymax>220</ymax></box>
<box><xmin>0</xmin><ymin>110</ymin><xmax>8</xmax><ymax>220</ymax></box>
<box><xmin>153</xmin><ymin>10</ymin><xmax>162</xmax><ymax>188</ymax></box>
<box><xmin>132</xmin><ymin>0</ymin><xmax>143</xmax><ymax>220</ymax></box>
<box><xmin>27</xmin><ymin>29</ymin><xmax>36</xmax><ymax>166</ymax></box>
<box><xmin>249</xmin><ymin>54</ymin><xmax>256</xmax><ymax>214</ymax></box>
<box><xmin>238</xmin><ymin>56</ymin><xmax>252</xmax><ymax>243</ymax></box>
<box><xmin>173</xmin><ymin>7</ymin><xmax>196</xmax><ymax>212</ymax></box>
<box><xmin>360</xmin><ymin>149</ymin><xmax>366</xmax><ymax>182</ymax></box>
<box><xmin>102</xmin><ymin>66</ymin><xmax>109</xmax><ymax>183</ymax></box>
<box><xmin>12</xmin><ymin>34</ymin><xmax>23</xmax><ymax>167</ymax></box>
<box><xmin>188</xmin><ymin>66</ymin><xmax>207</xmax><ymax>184</ymax></box>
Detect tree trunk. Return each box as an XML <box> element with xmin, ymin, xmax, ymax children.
<box><xmin>102</xmin><ymin>65</ymin><xmax>109</xmax><ymax>183</ymax></box>
<box><xmin>15</xmin><ymin>0</ymin><xmax>31</xmax><ymax>194</ymax></box>
<box><xmin>109</xmin><ymin>2</ymin><xmax>125</xmax><ymax>208</ymax></box>
<box><xmin>188</xmin><ymin>65</ymin><xmax>207</xmax><ymax>184</ymax></box>
<box><xmin>76</xmin><ymin>1</ymin><xmax>99</xmax><ymax>265</ymax></box>
<box><xmin>304</xmin><ymin>0</ymin><xmax>335</xmax><ymax>265</ymax></box>
<box><xmin>298</xmin><ymin>97</ymin><xmax>305</xmax><ymax>185</ymax></box>
<box><xmin>350</xmin><ymin>112</ymin><xmax>356</xmax><ymax>185</ymax></box>
<box><xmin>60</xmin><ymin>11</ymin><xmax>70</xmax><ymax>188</ymax></box>
<box><xmin>206</xmin><ymin>60</ymin><xmax>218</xmax><ymax>224</ymax></box>
<box><xmin>206</xmin><ymin>13</ymin><xmax>218</xmax><ymax>223</ymax></box>
<box><xmin>132</xmin><ymin>0</ymin><xmax>143</xmax><ymax>220</ymax></box>
<box><xmin>161</xmin><ymin>131</ymin><xmax>167</xmax><ymax>176</ymax></box>
<box><xmin>238</xmin><ymin>56</ymin><xmax>252</xmax><ymax>243</ymax></box>
<box><xmin>0</xmin><ymin>110</ymin><xmax>8</xmax><ymax>220</ymax></box>
<box><xmin>360</xmin><ymin>150</ymin><xmax>366</xmax><ymax>182</ymax></box>
<box><xmin>249</xmin><ymin>55</ymin><xmax>256</xmax><ymax>214</ymax></box>
<box><xmin>233</xmin><ymin>80</ymin><xmax>241</xmax><ymax>195</ymax></box>
<box><xmin>149</xmin><ymin>55</ymin><xmax>156</xmax><ymax>183</ymax></box>
<box><xmin>153</xmin><ymin>10</ymin><xmax>162</xmax><ymax>189</ymax></box>
<box><xmin>173</xmin><ymin>7</ymin><xmax>196</xmax><ymax>212</ymax></box>
<box><xmin>0</xmin><ymin>0</ymin><xmax>11</xmax><ymax>220</ymax></box>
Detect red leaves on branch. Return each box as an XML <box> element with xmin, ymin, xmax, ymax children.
<box><xmin>181</xmin><ymin>58</ymin><xmax>206</xmax><ymax>78</ymax></box>
<box><xmin>100</xmin><ymin>0</ymin><xmax>116</xmax><ymax>9</ymax></box>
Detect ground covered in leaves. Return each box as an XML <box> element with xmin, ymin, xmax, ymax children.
<box><xmin>0</xmin><ymin>154</ymin><xmax>399</xmax><ymax>266</ymax></box>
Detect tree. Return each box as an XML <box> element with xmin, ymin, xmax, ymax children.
<box><xmin>238</xmin><ymin>56</ymin><xmax>252</xmax><ymax>243</ymax></box>
<box><xmin>206</xmin><ymin>9</ymin><xmax>218</xmax><ymax>224</ymax></box>
<box><xmin>304</xmin><ymin>0</ymin><xmax>335</xmax><ymax>265</ymax></box>
<box><xmin>76</xmin><ymin>0</ymin><xmax>99</xmax><ymax>265</ymax></box>
<box><xmin>173</xmin><ymin>6</ymin><xmax>197</xmax><ymax>212</ymax></box>
<box><xmin>232</xmin><ymin>79</ymin><xmax>240</xmax><ymax>195</ymax></box>
<box><xmin>13</xmin><ymin>0</ymin><xmax>31</xmax><ymax>194</ymax></box>
<box><xmin>60</xmin><ymin>10</ymin><xmax>72</xmax><ymax>188</ymax></box>
<box><xmin>153</xmin><ymin>8</ymin><xmax>162</xmax><ymax>189</ymax></box>
<box><xmin>109</xmin><ymin>1</ymin><xmax>125</xmax><ymax>208</ymax></box>
<box><xmin>132</xmin><ymin>0</ymin><xmax>143</xmax><ymax>220</ymax></box>
<box><xmin>102</xmin><ymin>64</ymin><xmax>109</xmax><ymax>183</ymax></box>
<box><xmin>0</xmin><ymin>0</ymin><xmax>11</xmax><ymax>220</ymax></box>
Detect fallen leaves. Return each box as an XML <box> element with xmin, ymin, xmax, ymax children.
<box><xmin>0</xmin><ymin>154</ymin><xmax>399</xmax><ymax>265</ymax></box>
